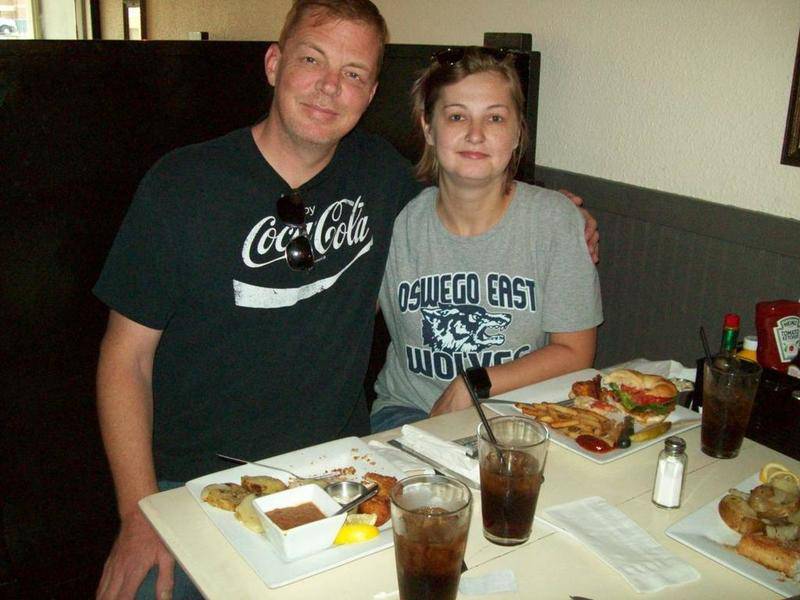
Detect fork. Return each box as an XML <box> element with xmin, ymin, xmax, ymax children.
<box><xmin>215</xmin><ymin>453</ymin><xmax>330</xmax><ymax>480</ymax></box>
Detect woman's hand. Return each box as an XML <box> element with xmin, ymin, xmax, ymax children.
<box><xmin>429</xmin><ymin>377</ymin><xmax>473</xmax><ymax>417</ymax></box>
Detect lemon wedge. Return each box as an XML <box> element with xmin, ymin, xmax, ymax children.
<box><xmin>767</xmin><ymin>470</ymin><xmax>800</xmax><ymax>494</ymax></box>
<box><xmin>345</xmin><ymin>513</ymin><xmax>377</xmax><ymax>526</ymax></box>
<box><xmin>334</xmin><ymin>523</ymin><xmax>380</xmax><ymax>545</ymax></box>
<box><xmin>759</xmin><ymin>462</ymin><xmax>791</xmax><ymax>484</ymax></box>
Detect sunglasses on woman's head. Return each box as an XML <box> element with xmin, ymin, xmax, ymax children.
<box><xmin>431</xmin><ymin>46</ymin><xmax>518</xmax><ymax>66</ymax></box>
<box><xmin>276</xmin><ymin>191</ymin><xmax>315</xmax><ymax>271</ymax></box>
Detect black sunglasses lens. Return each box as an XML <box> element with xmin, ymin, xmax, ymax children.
<box><xmin>285</xmin><ymin>235</ymin><xmax>314</xmax><ymax>271</ymax></box>
<box><xmin>432</xmin><ymin>47</ymin><xmax>511</xmax><ymax>66</ymax></box>
<box><xmin>433</xmin><ymin>47</ymin><xmax>464</xmax><ymax>65</ymax></box>
<box><xmin>277</xmin><ymin>193</ymin><xmax>306</xmax><ymax>226</ymax></box>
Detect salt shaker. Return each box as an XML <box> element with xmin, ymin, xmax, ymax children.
<box><xmin>652</xmin><ymin>436</ymin><xmax>687</xmax><ymax>508</ymax></box>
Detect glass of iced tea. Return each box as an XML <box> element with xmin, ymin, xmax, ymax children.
<box><xmin>389</xmin><ymin>474</ymin><xmax>472</xmax><ymax>600</ymax></box>
<box><xmin>701</xmin><ymin>356</ymin><xmax>762</xmax><ymax>458</ymax></box>
<box><xmin>478</xmin><ymin>415</ymin><xmax>549</xmax><ymax>545</ymax></box>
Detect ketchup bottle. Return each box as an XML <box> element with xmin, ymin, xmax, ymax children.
<box><xmin>755</xmin><ymin>300</ymin><xmax>800</xmax><ymax>372</ymax></box>
<box><xmin>788</xmin><ymin>353</ymin><xmax>800</xmax><ymax>380</ymax></box>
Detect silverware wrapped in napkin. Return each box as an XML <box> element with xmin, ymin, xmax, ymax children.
<box><xmin>389</xmin><ymin>425</ymin><xmax>480</xmax><ymax>489</ymax></box>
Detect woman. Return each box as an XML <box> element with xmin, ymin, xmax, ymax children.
<box><xmin>370</xmin><ymin>47</ymin><xmax>603</xmax><ymax>433</ymax></box>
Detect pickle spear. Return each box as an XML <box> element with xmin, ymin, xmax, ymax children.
<box><xmin>630</xmin><ymin>420</ymin><xmax>672</xmax><ymax>443</ymax></box>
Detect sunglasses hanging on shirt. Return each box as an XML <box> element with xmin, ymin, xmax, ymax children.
<box><xmin>276</xmin><ymin>191</ymin><xmax>315</xmax><ymax>271</ymax></box>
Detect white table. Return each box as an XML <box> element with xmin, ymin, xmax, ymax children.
<box><xmin>140</xmin><ymin>408</ymin><xmax>797</xmax><ymax>599</ymax></box>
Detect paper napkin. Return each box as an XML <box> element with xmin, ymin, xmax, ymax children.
<box><xmin>541</xmin><ymin>496</ymin><xmax>700</xmax><ymax>593</ymax></box>
<box><xmin>397</xmin><ymin>425</ymin><xmax>480</xmax><ymax>485</ymax></box>
<box><xmin>459</xmin><ymin>569</ymin><xmax>518</xmax><ymax>595</ymax></box>
<box><xmin>367</xmin><ymin>440</ymin><xmax>435</xmax><ymax>476</ymax></box>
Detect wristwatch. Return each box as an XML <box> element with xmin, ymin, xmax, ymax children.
<box><xmin>465</xmin><ymin>366</ymin><xmax>492</xmax><ymax>399</ymax></box>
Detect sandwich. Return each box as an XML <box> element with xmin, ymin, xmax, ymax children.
<box><xmin>570</xmin><ymin>374</ymin><xmax>619</xmax><ymax>416</ymax></box>
<box><xmin>601</xmin><ymin>369</ymin><xmax>678</xmax><ymax>424</ymax></box>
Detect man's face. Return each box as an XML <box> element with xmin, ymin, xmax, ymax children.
<box><xmin>265</xmin><ymin>14</ymin><xmax>381</xmax><ymax>150</ymax></box>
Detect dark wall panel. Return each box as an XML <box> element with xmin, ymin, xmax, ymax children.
<box><xmin>536</xmin><ymin>166</ymin><xmax>800</xmax><ymax>369</ymax></box>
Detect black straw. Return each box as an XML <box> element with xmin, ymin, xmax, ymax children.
<box><xmin>461</xmin><ymin>372</ymin><xmax>499</xmax><ymax>445</ymax></box>
<box><xmin>699</xmin><ymin>326</ymin><xmax>712</xmax><ymax>361</ymax></box>
<box><xmin>460</xmin><ymin>372</ymin><xmax>507</xmax><ymax>471</ymax></box>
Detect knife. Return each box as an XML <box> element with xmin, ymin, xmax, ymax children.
<box><xmin>387</xmin><ymin>439</ymin><xmax>480</xmax><ymax>491</ymax></box>
<box><xmin>482</xmin><ymin>397</ymin><xmax>574</xmax><ymax>407</ymax></box>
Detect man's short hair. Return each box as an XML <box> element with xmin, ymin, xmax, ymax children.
<box><xmin>279</xmin><ymin>0</ymin><xmax>389</xmax><ymax>70</ymax></box>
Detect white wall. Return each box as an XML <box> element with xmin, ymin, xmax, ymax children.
<box><xmin>377</xmin><ymin>0</ymin><xmax>800</xmax><ymax>221</ymax></box>
<box><xmin>103</xmin><ymin>0</ymin><xmax>800</xmax><ymax>221</ymax></box>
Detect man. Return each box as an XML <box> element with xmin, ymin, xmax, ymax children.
<box><xmin>94</xmin><ymin>1</ymin><xmax>597</xmax><ymax>598</ymax></box>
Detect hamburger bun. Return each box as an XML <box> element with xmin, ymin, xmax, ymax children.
<box><xmin>602</xmin><ymin>369</ymin><xmax>678</xmax><ymax>424</ymax></box>
<box><xmin>603</xmin><ymin>369</ymin><xmax>678</xmax><ymax>399</ymax></box>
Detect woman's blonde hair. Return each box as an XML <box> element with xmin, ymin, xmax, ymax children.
<box><xmin>411</xmin><ymin>47</ymin><xmax>529</xmax><ymax>192</ymax></box>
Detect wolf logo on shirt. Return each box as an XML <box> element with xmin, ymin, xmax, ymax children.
<box><xmin>421</xmin><ymin>304</ymin><xmax>511</xmax><ymax>353</ymax></box>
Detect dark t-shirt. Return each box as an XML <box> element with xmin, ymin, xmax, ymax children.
<box><xmin>94</xmin><ymin>126</ymin><xmax>419</xmax><ymax>481</ymax></box>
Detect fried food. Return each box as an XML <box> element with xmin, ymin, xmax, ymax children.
<box><xmin>736</xmin><ymin>533</ymin><xmax>800</xmax><ymax>577</ymax></box>
<box><xmin>570</xmin><ymin>375</ymin><xmax>602</xmax><ymax>400</ymax></box>
<box><xmin>357</xmin><ymin>472</ymin><xmax>397</xmax><ymax>527</ymax></box>
<box><xmin>718</xmin><ymin>493</ymin><xmax>765</xmax><ymax>535</ymax></box>
<box><xmin>747</xmin><ymin>484</ymin><xmax>800</xmax><ymax>520</ymax></box>
<box><xmin>363</xmin><ymin>472</ymin><xmax>397</xmax><ymax>496</ymax></box>
<box><xmin>718</xmin><ymin>464</ymin><xmax>800</xmax><ymax>577</ymax></box>
<box><xmin>201</xmin><ymin>482</ymin><xmax>249</xmax><ymax>511</ymax></box>
<box><xmin>235</xmin><ymin>493</ymin><xmax>264</xmax><ymax>533</ymax></box>
<box><xmin>515</xmin><ymin>401</ymin><xmax>621</xmax><ymax>448</ymax></box>
<box><xmin>358</xmin><ymin>495</ymin><xmax>390</xmax><ymax>527</ymax></box>
<box><xmin>241</xmin><ymin>475</ymin><xmax>288</xmax><ymax>496</ymax></box>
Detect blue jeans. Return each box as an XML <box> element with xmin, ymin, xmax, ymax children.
<box><xmin>370</xmin><ymin>405</ymin><xmax>429</xmax><ymax>433</ymax></box>
<box><xmin>136</xmin><ymin>480</ymin><xmax>204</xmax><ymax>600</ymax></box>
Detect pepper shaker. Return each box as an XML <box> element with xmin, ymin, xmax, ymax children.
<box><xmin>652</xmin><ymin>436</ymin><xmax>687</xmax><ymax>509</ymax></box>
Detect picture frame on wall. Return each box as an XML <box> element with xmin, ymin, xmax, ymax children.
<box><xmin>781</xmin><ymin>28</ymin><xmax>800</xmax><ymax>166</ymax></box>
<box><xmin>123</xmin><ymin>0</ymin><xmax>146</xmax><ymax>41</ymax></box>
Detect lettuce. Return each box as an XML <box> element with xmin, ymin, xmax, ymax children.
<box><xmin>609</xmin><ymin>383</ymin><xmax>673</xmax><ymax>414</ymax></box>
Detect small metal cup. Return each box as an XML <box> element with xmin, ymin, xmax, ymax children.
<box><xmin>325</xmin><ymin>481</ymin><xmax>367</xmax><ymax>505</ymax></box>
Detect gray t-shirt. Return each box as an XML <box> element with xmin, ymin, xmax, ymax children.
<box><xmin>373</xmin><ymin>182</ymin><xmax>603</xmax><ymax>414</ymax></box>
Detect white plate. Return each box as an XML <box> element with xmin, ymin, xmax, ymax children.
<box><xmin>666</xmin><ymin>473</ymin><xmax>800</xmax><ymax>596</ymax></box>
<box><xmin>185</xmin><ymin>436</ymin><xmax>406</xmax><ymax>588</ymax></box>
<box><xmin>484</xmin><ymin>368</ymin><xmax>700</xmax><ymax>464</ymax></box>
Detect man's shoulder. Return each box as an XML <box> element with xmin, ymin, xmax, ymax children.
<box><xmin>341</xmin><ymin>128</ymin><xmax>411</xmax><ymax>170</ymax></box>
<box><xmin>149</xmin><ymin>127</ymin><xmax>251</xmax><ymax>175</ymax></box>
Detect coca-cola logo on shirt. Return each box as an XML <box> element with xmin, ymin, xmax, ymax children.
<box><xmin>241</xmin><ymin>197</ymin><xmax>370</xmax><ymax>267</ymax></box>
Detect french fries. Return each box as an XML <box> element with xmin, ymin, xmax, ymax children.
<box><xmin>515</xmin><ymin>402</ymin><xmax>622</xmax><ymax>447</ymax></box>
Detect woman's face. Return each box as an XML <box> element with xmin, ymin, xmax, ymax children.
<box><xmin>423</xmin><ymin>71</ymin><xmax>520</xmax><ymax>188</ymax></box>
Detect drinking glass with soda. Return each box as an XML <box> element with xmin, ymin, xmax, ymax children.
<box><xmin>478</xmin><ymin>415</ymin><xmax>549</xmax><ymax>545</ymax></box>
<box><xmin>389</xmin><ymin>474</ymin><xmax>472</xmax><ymax>600</ymax></box>
<box><xmin>701</xmin><ymin>356</ymin><xmax>762</xmax><ymax>458</ymax></box>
